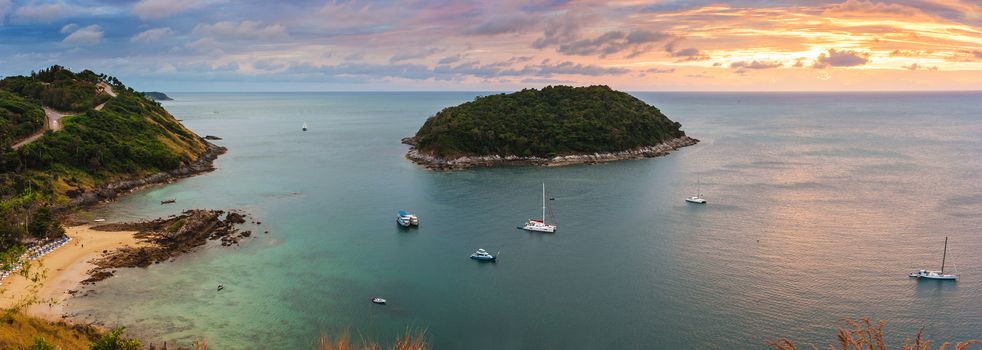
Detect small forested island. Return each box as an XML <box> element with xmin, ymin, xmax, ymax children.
<box><xmin>142</xmin><ymin>91</ymin><xmax>174</xmax><ymax>101</ymax></box>
<box><xmin>404</xmin><ymin>85</ymin><xmax>698</xmax><ymax>169</ymax></box>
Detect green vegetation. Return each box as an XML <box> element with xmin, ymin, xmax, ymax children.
<box><xmin>0</xmin><ymin>66</ymin><xmax>110</xmax><ymax>112</ymax></box>
<box><xmin>141</xmin><ymin>92</ymin><xmax>173</xmax><ymax>101</ymax></box>
<box><xmin>411</xmin><ymin>85</ymin><xmax>687</xmax><ymax>158</ymax></box>
<box><xmin>90</xmin><ymin>328</ymin><xmax>141</xmax><ymax>350</ymax></box>
<box><xmin>0</xmin><ymin>91</ymin><xmax>45</xmax><ymax>148</ymax></box>
<box><xmin>0</xmin><ymin>66</ymin><xmax>208</xmax><ymax>262</ymax></box>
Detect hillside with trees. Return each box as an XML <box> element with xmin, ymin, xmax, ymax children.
<box><xmin>410</xmin><ymin>85</ymin><xmax>691</xmax><ymax>159</ymax></box>
<box><xmin>0</xmin><ymin>66</ymin><xmax>214</xmax><ymax>267</ymax></box>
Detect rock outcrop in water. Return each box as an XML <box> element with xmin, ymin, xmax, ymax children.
<box><xmin>84</xmin><ymin>209</ymin><xmax>252</xmax><ymax>283</ymax></box>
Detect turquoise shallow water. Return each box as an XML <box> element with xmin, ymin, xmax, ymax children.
<box><xmin>70</xmin><ymin>92</ymin><xmax>982</xmax><ymax>349</ymax></box>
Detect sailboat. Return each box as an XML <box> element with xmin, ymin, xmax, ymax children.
<box><xmin>302</xmin><ymin>122</ymin><xmax>308</xmax><ymax>131</ymax></box>
<box><xmin>685</xmin><ymin>178</ymin><xmax>707</xmax><ymax>204</ymax></box>
<box><xmin>522</xmin><ymin>183</ymin><xmax>557</xmax><ymax>233</ymax></box>
<box><xmin>909</xmin><ymin>236</ymin><xmax>957</xmax><ymax>280</ymax></box>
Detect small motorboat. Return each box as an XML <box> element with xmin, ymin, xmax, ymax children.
<box><xmin>161</xmin><ymin>199</ymin><xmax>176</xmax><ymax>204</ymax></box>
<box><xmin>397</xmin><ymin>216</ymin><xmax>411</xmax><ymax>227</ymax></box>
<box><xmin>470</xmin><ymin>249</ymin><xmax>497</xmax><ymax>261</ymax></box>
<box><xmin>217</xmin><ymin>284</ymin><xmax>224</xmax><ymax>291</ymax></box>
<box><xmin>371</xmin><ymin>297</ymin><xmax>387</xmax><ymax>304</ymax></box>
<box><xmin>93</xmin><ymin>218</ymin><xmax>106</xmax><ymax>222</ymax></box>
<box><xmin>397</xmin><ymin>210</ymin><xmax>418</xmax><ymax>227</ymax></box>
<box><xmin>302</xmin><ymin>122</ymin><xmax>308</xmax><ymax>131</ymax></box>
<box><xmin>685</xmin><ymin>196</ymin><xmax>707</xmax><ymax>204</ymax></box>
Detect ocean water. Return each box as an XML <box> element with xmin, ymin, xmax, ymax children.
<box><xmin>69</xmin><ymin>92</ymin><xmax>982</xmax><ymax>349</ymax></box>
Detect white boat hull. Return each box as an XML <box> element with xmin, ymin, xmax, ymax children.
<box><xmin>909</xmin><ymin>270</ymin><xmax>957</xmax><ymax>280</ymax></box>
<box><xmin>523</xmin><ymin>223</ymin><xmax>556</xmax><ymax>233</ymax></box>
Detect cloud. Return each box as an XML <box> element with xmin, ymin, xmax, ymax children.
<box><xmin>890</xmin><ymin>49</ymin><xmax>931</xmax><ymax>57</ymax></box>
<box><xmin>133</xmin><ymin>0</ymin><xmax>214</xmax><ymax>20</ymax></box>
<box><xmin>389</xmin><ymin>47</ymin><xmax>442</xmax><ymax>63</ymax></box>
<box><xmin>464</xmin><ymin>15</ymin><xmax>537</xmax><ymax>35</ymax></box>
<box><xmin>274</xmin><ymin>58</ymin><xmax>629</xmax><ymax>82</ymax></box>
<box><xmin>557</xmin><ymin>29</ymin><xmax>671</xmax><ymax>57</ymax></box>
<box><xmin>60</xmin><ymin>23</ymin><xmax>78</xmax><ymax>33</ymax></box>
<box><xmin>532</xmin><ymin>12</ymin><xmax>590</xmax><ymax>49</ymax></box>
<box><xmin>823</xmin><ymin>0</ymin><xmax>921</xmax><ymax>17</ymax></box>
<box><xmin>438</xmin><ymin>54</ymin><xmax>465</xmax><ymax>65</ymax></box>
<box><xmin>131</xmin><ymin>27</ymin><xmax>175</xmax><ymax>42</ymax></box>
<box><xmin>813</xmin><ymin>49</ymin><xmax>870</xmax><ymax>68</ymax></box>
<box><xmin>192</xmin><ymin>21</ymin><xmax>288</xmax><ymax>41</ymax></box>
<box><xmin>730</xmin><ymin>60</ymin><xmax>782</xmax><ymax>70</ymax></box>
<box><xmin>0</xmin><ymin>0</ymin><xmax>9</xmax><ymax>25</ymax></box>
<box><xmin>901</xmin><ymin>63</ymin><xmax>937</xmax><ymax>71</ymax></box>
<box><xmin>525</xmin><ymin>60</ymin><xmax>629</xmax><ymax>77</ymax></box>
<box><xmin>645</xmin><ymin>67</ymin><xmax>675</xmax><ymax>74</ymax></box>
<box><xmin>344</xmin><ymin>52</ymin><xmax>364</xmax><ymax>61</ymax></box>
<box><xmin>12</xmin><ymin>1</ymin><xmax>74</xmax><ymax>23</ymax></box>
<box><xmin>62</xmin><ymin>24</ymin><xmax>103</xmax><ymax>45</ymax></box>
<box><xmin>252</xmin><ymin>60</ymin><xmax>287</xmax><ymax>71</ymax></box>
<box><xmin>670</xmin><ymin>47</ymin><xmax>709</xmax><ymax>61</ymax></box>
<box><xmin>532</xmin><ymin>11</ymin><xmax>670</xmax><ymax>58</ymax></box>
<box><xmin>520</xmin><ymin>77</ymin><xmax>575</xmax><ymax>84</ymax></box>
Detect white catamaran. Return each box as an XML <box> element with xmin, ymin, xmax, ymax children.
<box><xmin>909</xmin><ymin>236</ymin><xmax>957</xmax><ymax>280</ymax></box>
<box><xmin>685</xmin><ymin>179</ymin><xmax>706</xmax><ymax>204</ymax></box>
<box><xmin>522</xmin><ymin>183</ymin><xmax>557</xmax><ymax>233</ymax></box>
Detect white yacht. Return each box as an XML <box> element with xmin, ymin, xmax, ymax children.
<box><xmin>470</xmin><ymin>248</ymin><xmax>496</xmax><ymax>261</ymax></box>
<box><xmin>910</xmin><ymin>237</ymin><xmax>957</xmax><ymax>281</ymax></box>
<box><xmin>522</xmin><ymin>183</ymin><xmax>557</xmax><ymax>233</ymax></box>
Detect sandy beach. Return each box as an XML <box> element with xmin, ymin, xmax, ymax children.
<box><xmin>0</xmin><ymin>225</ymin><xmax>142</xmax><ymax>321</ymax></box>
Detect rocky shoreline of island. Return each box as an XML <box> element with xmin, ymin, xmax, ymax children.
<box><xmin>403</xmin><ymin>136</ymin><xmax>699</xmax><ymax>170</ymax></box>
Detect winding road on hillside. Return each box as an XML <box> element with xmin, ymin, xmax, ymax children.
<box><xmin>10</xmin><ymin>83</ymin><xmax>116</xmax><ymax>150</ymax></box>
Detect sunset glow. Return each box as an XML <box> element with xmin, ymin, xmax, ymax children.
<box><xmin>1</xmin><ymin>0</ymin><xmax>980</xmax><ymax>91</ymax></box>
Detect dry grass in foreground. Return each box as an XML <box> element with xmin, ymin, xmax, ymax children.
<box><xmin>318</xmin><ymin>328</ymin><xmax>428</xmax><ymax>350</ymax></box>
<box><xmin>0</xmin><ymin>311</ymin><xmax>101</xmax><ymax>350</ymax></box>
<box><xmin>769</xmin><ymin>318</ymin><xmax>982</xmax><ymax>350</ymax></box>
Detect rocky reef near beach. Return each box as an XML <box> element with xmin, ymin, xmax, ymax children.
<box><xmin>83</xmin><ymin>209</ymin><xmax>254</xmax><ymax>283</ymax></box>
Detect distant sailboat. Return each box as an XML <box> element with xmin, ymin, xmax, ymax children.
<box><xmin>686</xmin><ymin>178</ymin><xmax>707</xmax><ymax>204</ymax></box>
<box><xmin>302</xmin><ymin>122</ymin><xmax>308</xmax><ymax>131</ymax></box>
<box><xmin>909</xmin><ymin>236</ymin><xmax>958</xmax><ymax>280</ymax></box>
<box><xmin>522</xmin><ymin>183</ymin><xmax>557</xmax><ymax>233</ymax></box>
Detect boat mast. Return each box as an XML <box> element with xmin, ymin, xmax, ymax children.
<box><xmin>941</xmin><ymin>236</ymin><xmax>948</xmax><ymax>274</ymax></box>
<box><xmin>541</xmin><ymin>183</ymin><xmax>546</xmax><ymax>222</ymax></box>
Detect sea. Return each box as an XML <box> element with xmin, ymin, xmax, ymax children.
<box><xmin>69</xmin><ymin>91</ymin><xmax>982</xmax><ymax>349</ymax></box>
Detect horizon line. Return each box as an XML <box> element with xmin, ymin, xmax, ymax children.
<box><xmin>156</xmin><ymin>89</ymin><xmax>982</xmax><ymax>94</ymax></box>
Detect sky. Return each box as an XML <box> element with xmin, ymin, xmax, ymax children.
<box><xmin>0</xmin><ymin>0</ymin><xmax>980</xmax><ymax>91</ymax></box>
